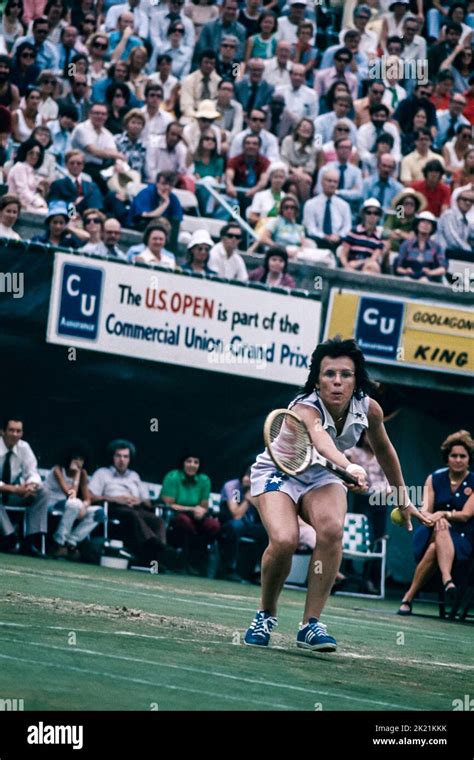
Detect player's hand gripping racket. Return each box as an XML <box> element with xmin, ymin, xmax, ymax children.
<box><xmin>264</xmin><ymin>409</ymin><xmax>361</xmax><ymax>486</ymax></box>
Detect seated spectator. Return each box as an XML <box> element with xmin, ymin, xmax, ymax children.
<box><xmin>244</xmin><ymin>11</ymin><xmax>278</xmax><ymax>65</ymax></box>
<box><xmin>314</xmin><ymin>47</ymin><xmax>358</xmax><ymax>103</ymax></box>
<box><xmin>275</xmin><ymin>62</ymin><xmax>318</xmax><ymax>122</ymax></box>
<box><xmin>361</xmin><ymin>152</ymin><xmax>403</xmax><ymax>212</ymax></box>
<box><xmin>31</xmin><ymin>125</ymin><xmax>60</xmax><ymax>185</ymax></box>
<box><xmin>434</xmin><ymin>93</ymin><xmax>470</xmax><ymax>149</ymax></box>
<box><xmin>87</xmin><ymin>32</ymin><xmax>109</xmax><ymax>86</ymax></box>
<box><xmin>395</xmin><ymin>211</ymin><xmax>447</xmax><ymax>283</ymax></box>
<box><xmin>195</xmin><ymin>0</ymin><xmax>246</xmax><ymax>61</ymax></box>
<box><xmin>339</xmin><ymin>198</ymin><xmax>386</xmax><ymax>275</ymax></box>
<box><xmin>184</xmin><ymin>0</ymin><xmax>219</xmax><ymax>39</ymax></box>
<box><xmin>0</xmin><ymin>415</ymin><xmax>49</xmax><ymax>558</ymax></box>
<box><xmin>127</xmin><ymin>45</ymin><xmax>149</xmax><ymax>103</ymax></box>
<box><xmin>0</xmin><ymin>194</ymin><xmax>21</xmax><ymax>240</ymax></box>
<box><xmin>217</xmin><ymin>466</ymin><xmax>268</xmax><ymax>582</ymax></box>
<box><xmin>180</xmin><ymin>49</ymin><xmax>221</xmax><ymax>121</ymax></box>
<box><xmin>139</xmin><ymin>82</ymin><xmax>173</xmax><ymax>141</ymax></box>
<box><xmin>313</xmin><ymin>94</ymin><xmax>357</xmax><ymax>145</ymax></box>
<box><xmin>463</xmin><ymin>73</ymin><xmax>474</xmax><ymax>124</ymax></box>
<box><xmin>361</xmin><ymin>131</ymin><xmax>396</xmax><ymax>178</ymax></box>
<box><xmin>48</xmin><ymin>105</ymin><xmax>79</xmax><ymax>166</ymax></box>
<box><xmin>32</xmin><ymin>201</ymin><xmax>83</xmax><ymax>248</ymax></box>
<box><xmin>397</xmin><ymin>430</ymin><xmax>474</xmax><ymax>616</ymax></box>
<box><xmin>114</xmin><ymin>108</ymin><xmax>147</xmax><ymax>182</ymax></box>
<box><xmin>109</xmin><ymin>11</ymin><xmax>143</xmax><ymax>61</ymax></box>
<box><xmin>102</xmin><ymin>217</ymin><xmax>128</xmax><ymax>260</ymax></box>
<box><xmin>238</xmin><ymin>0</ymin><xmax>261</xmax><ymax>38</ymax></box>
<box><xmin>229</xmin><ymin>107</ymin><xmax>280</xmax><ymax>161</ymax></box>
<box><xmin>215</xmin><ymin>35</ymin><xmax>240</xmax><ymax>83</ymax></box>
<box><xmin>0</xmin><ymin>0</ymin><xmax>26</xmax><ymax>54</ymax></box>
<box><xmin>235</xmin><ymin>57</ymin><xmax>275</xmax><ymax>121</ymax></box>
<box><xmin>183</xmin><ymin>99</ymin><xmax>224</xmax><ymax>156</ymax></box>
<box><xmin>318</xmin><ymin>119</ymin><xmax>360</xmax><ymax>168</ymax></box>
<box><xmin>442</xmin><ymin>123</ymin><xmax>474</xmax><ymax>175</ymax></box>
<box><xmin>10</xmin><ymin>43</ymin><xmax>41</xmax><ymax>98</ymax></box>
<box><xmin>290</xmin><ymin>20</ymin><xmax>317</xmax><ymax>86</ymax></box>
<box><xmin>263</xmin><ymin>40</ymin><xmax>292</xmax><ymax>88</ymax></box>
<box><xmin>315</xmin><ymin>137</ymin><xmax>364</xmax><ymax>211</ymax></box>
<box><xmin>48</xmin><ymin>149</ymin><xmax>103</xmax><ymax>215</ymax></box>
<box><xmin>181</xmin><ymin>229</ymin><xmax>216</xmax><ymax>275</ymax></box>
<box><xmin>105</xmin><ymin>82</ymin><xmax>132</xmax><ymax>135</ymax></box>
<box><xmin>440</xmin><ymin>45</ymin><xmax>474</xmax><ymax>95</ymax></box>
<box><xmin>79</xmin><ymin>209</ymin><xmax>108</xmax><ymax>256</ymax></box>
<box><xmin>150</xmin><ymin>0</ymin><xmax>196</xmax><ymax>54</ymax></box>
<box><xmin>161</xmin><ymin>452</ymin><xmax>220</xmax><ymax>575</ymax></box>
<box><xmin>0</xmin><ymin>55</ymin><xmax>19</xmax><ymax>114</ymax></box>
<box><xmin>280</xmin><ymin>117</ymin><xmax>317</xmax><ymax>202</ymax></box>
<box><xmin>437</xmin><ymin>191</ymin><xmax>474</xmax><ymax>256</ymax></box>
<box><xmin>248</xmin><ymin>246</ymin><xmax>296</xmax><ymax>288</ymax></box>
<box><xmin>11</xmin><ymin>86</ymin><xmax>42</xmax><ymax>143</ymax></box>
<box><xmin>260</xmin><ymin>193</ymin><xmax>334</xmax><ymax>265</ymax></box>
<box><xmin>452</xmin><ymin>146</ymin><xmax>474</xmax><ymax>189</ymax></box>
<box><xmin>247</xmin><ymin>161</ymin><xmax>287</xmax><ymax>228</ymax></box>
<box><xmin>37</xmin><ymin>70</ymin><xmax>59</xmax><ymax>123</ymax></box>
<box><xmin>213</xmin><ymin>80</ymin><xmax>244</xmax><ymax>143</ymax></box>
<box><xmin>357</xmin><ymin>103</ymin><xmax>401</xmax><ymax>164</ymax></box>
<box><xmin>401</xmin><ymin>107</ymin><xmax>429</xmax><ymax>156</ymax></box>
<box><xmin>44</xmin><ymin>444</ymin><xmax>102</xmax><ymax>561</ymax></box>
<box><xmin>89</xmin><ymin>439</ymin><xmax>179</xmax><ymax>571</ymax></box>
<box><xmin>147</xmin><ymin>54</ymin><xmax>179</xmax><ymax>114</ymax></box>
<box><xmin>91</xmin><ymin>61</ymin><xmax>140</xmax><ymax>109</ymax></box>
<box><xmin>58</xmin><ymin>73</ymin><xmax>92</xmax><ymax>123</ymax></box>
<box><xmin>401</xmin><ymin>128</ymin><xmax>445</xmax><ymax>185</ymax></box>
<box><xmin>384</xmin><ymin>188</ymin><xmax>427</xmax><ymax>252</ymax></box>
<box><xmin>7</xmin><ymin>137</ymin><xmax>48</xmax><ymax>213</ymax></box>
<box><xmin>71</xmin><ymin>102</ymin><xmax>126</xmax><ymax>194</ymax></box>
<box><xmin>189</xmin><ymin>129</ymin><xmax>225</xmax><ymax>215</ymax></box>
<box><xmin>431</xmin><ymin>70</ymin><xmax>456</xmax><ymax>112</ymax></box>
<box><xmin>225</xmin><ymin>133</ymin><xmax>270</xmax><ymax>216</ymax></box>
<box><xmin>133</xmin><ymin>222</ymin><xmax>176</xmax><ymax>269</ymax></box>
<box><xmin>151</xmin><ymin>21</ymin><xmax>192</xmax><ymax>81</ymax></box>
<box><xmin>146</xmin><ymin>121</ymin><xmax>188</xmax><ymax>183</ymax></box>
<box><xmin>354</xmin><ymin>80</ymin><xmax>386</xmax><ymax>128</ymax></box>
<box><xmin>128</xmin><ymin>170</ymin><xmax>183</xmax><ymax>250</ymax></box>
<box><xmin>303</xmin><ymin>170</ymin><xmax>352</xmax><ymax>251</ymax></box>
<box><xmin>208</xmin><ymin>222</ymin><xmax>248</xmax><ymax>281</ymax></box>
<box><xmin>410</xmin><ymin>159</ymin><xmax>451</xmax><ymax>216</ymax></box>
<box><xmin>382</xmin><ymin>56</ymin><xmax>406</xmax><ymax>114</ymax></box>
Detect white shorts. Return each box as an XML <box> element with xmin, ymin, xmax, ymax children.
<box><xmin>250</xmin><ymin>457</ymin><xmax>347</xmax><ymax>506</ymax></box>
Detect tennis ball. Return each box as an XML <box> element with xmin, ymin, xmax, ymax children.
<box><xmin>391</xmin><ymin>507</ymin><xmax>405</xmax><ymax>526</ymax></box>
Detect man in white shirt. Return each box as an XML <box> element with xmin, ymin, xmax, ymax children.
<box><xmin>356</xmin><ymin>103</ymin><xmax>401</xmax><ymax>162</ymax></box>
<box><xmin>229</xmin><ymin>108</ymin><xmax>280</xmax><ymax>161</ymax></box>
<box><xmin>276</xmin><ymin>0</ymin><xmax>316</xmax><ymax>45</ymax></box>
<box><xmin>314</xmin><ymin>95</ymin><xmax>357</xmax><ymax>144</ymax></box>
<box><xmin>209</xmin><ymin>223</ymin><xmax>248</xmax><ymax>281</ymax></box>
<box><xmin>179</xmin><ymin>50</ymin><xmax>222</xmax><ymax>120</ymax></box>
<box><xmin>140</xmin><ymin>83</ymin><xmax>173</xmax><ymax>141</ymax></box>
<box><xmin>149</xmin><ymin>0</ymin><xmax>195</xmax><ymax>52</ymax></box>
<box><xmin>71</xmin><ymin>103</ymin><xmax>125</xmax><ymax>192</ymax></box>
<box><xmin>264</xmin><ymin>41</ymin><xmax>292</xmax><ymax>88</ymax></box>
<box><xmin>303</xmin><ymin>170</ymin><xmax>352</xmax><ymax>248</ymax></box>
<box><xmin>146</xmin><ymin>122</ymin><xmax>188</xmax><ymax>182</ymax></box>
<box><xmin>275</xmin><ymin>63</ymin><xmax>318</xmax><ymax>122</ymax></box>
<box><xmin>0</xmin><ymin>417</ymin><xmax>49</xmax><ymax>557</ymax></box>
<box><xmin>400</xmin><ymin>16</ymin><xmax>426</xmax><ymax>63</ymax></box>
<box><xmin>339</xmin><ymin>5</ymin><xmax>378</xmax><ymax>58</ymax></box>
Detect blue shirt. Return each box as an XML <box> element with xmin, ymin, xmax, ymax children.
<box><xmin>362</xmin><ymin>175</ymin><xmax>404</xmax><ymax>209</ymax></box>
<box><xmin>128</xmin><ymin>184</ymin><xmax>183</xmax><ymax>227</ymax></box>
<box><xmin>108</xmin><ymin>31</ymin><xmax>143</xmax><ymax>60</ymax></box>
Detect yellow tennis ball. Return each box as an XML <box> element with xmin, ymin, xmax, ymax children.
<box><xmin>391</xmin><ymin>508</ymin><xmax>405</xmax><ymax>526</ymax></box>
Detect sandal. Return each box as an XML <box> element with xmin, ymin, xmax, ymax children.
<box><xmin>397</xmin><ymin>599</ymin><xmax>412</xmax><ymax>616</ymax></box>
<box><xmin>443</xmin><ymin>579</ymin><xmax>457</xmax><ymax>603</ymax></box>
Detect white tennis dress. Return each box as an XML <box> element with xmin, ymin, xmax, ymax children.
<box><xmin>250</xmin><ymin>391</ymin><xmax>370</xmax><ymax>504</ymax></box>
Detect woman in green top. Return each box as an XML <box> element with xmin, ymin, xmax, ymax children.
<box><xmin>244</xmin><ymin>11</ymin><xmax>278</xmax><ymax>66</ymax></box>
<box><xmin>190</xmin><ymin>130</ymin><xmax>225</xmax><ymax>215</ymax></box>
<box><xmin>384</xmin><ymin>188</ymin><xmax>427</xmax><ymax>253</ymax></box>
<box><xmin>161</xmin><ymin>453</ymin><xmax>220</xmax><ymax>572</ymax></box>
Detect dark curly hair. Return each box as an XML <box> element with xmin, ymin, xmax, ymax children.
<box><xmin>299</xmin><ymin>337</ymin><xmax>376</xmax><ymax>400</ymax></box>
<box><xmin>107</xmin><ymin>438</ymin><xmax>136</xmax><ymax>459</ymax></box>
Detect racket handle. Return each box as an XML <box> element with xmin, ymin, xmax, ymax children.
<box><xmin>331</xmin><ymin>463</ymin><xmax>360</xmax><ymax>486</ymax></box>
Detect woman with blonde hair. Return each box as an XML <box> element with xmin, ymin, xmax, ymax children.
<box><xmin>398</xmin><ymin>430</ymin><xmax>474</xmax><ymax>615</ymax></box>
<box><xmin>127</xmin><ymin>45</ymin><xmax>149</xmax><ymax>103</ymax></box>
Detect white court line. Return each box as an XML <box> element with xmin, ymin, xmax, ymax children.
<box><xmin>0</xmin><ymin>635</ymin><xmax>420</xmax><ymax>710</ymax></box>
<box><xmin>0</xmin><ymin>621</ymin><xmax>221</xmax><ymax>644</ymax></box>
<box><xmin>1</xmin><ymin>567</ymin><xmax>464</xmax><ymax>647</ymax></box>
<box><xmin>0</xmin><ymin>652</ymin><xmax>294</xmax><ymax>710</ymax></box>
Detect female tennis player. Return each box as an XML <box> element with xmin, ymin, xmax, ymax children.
<box><xmin>244</xmin><ymin>337</ymin><xmax>433</xmax><ymax>652</ymax></box>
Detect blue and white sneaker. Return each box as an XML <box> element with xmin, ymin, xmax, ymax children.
<box><xmin>296</xmin><ymin>618</ymin><xmax>337</xmax><ymax>652</ymax></box>
<box><xmin>244</xmin><ymin>610</ymin><xmax>277</xmax><ymax>647</ymax></box>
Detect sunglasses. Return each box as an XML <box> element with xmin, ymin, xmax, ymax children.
<box><xmin>21</xmin><ymin>51</ymin><xmax>35</xmax><ymax>58</ymax></box>
<box><xmin>251</xmin><ymin>116</ymin><xmax>265</xmax><ymax>121</ymax></box>
<box><xmin>171</xmin><ymin>28</ymin><xmax>185</xmax><ymax>33</ymax></box>
<box><xmin>221</xmin><ymin>43</ymin><xmax>236</xmax><ymax>48</ymax></box>
<box><xmin>85</xmin><ymin>216</ymin><xmax>101</xmax><ymax>223</ymax></box>
<box><xmin>282</xmin><ymin>204</ymin><xmax>296</xmax><ymax>210</ymax></box>
<box><xmin>336</xmin><ymin>127</ymin><xmax>350</xmax><ymax>131</ymax></box>
<box><xmin>93</xmin><ymin>42</ymin><xmax>108</xmax><ymax>49</ymax></box>
<box><xmin>41</xmin><ymin>78</ymin><xmax>56</xmax><ymax>84</ymax></box>
<box><xmin>147</xmin><ymin>92</ymin><xmax>162</xmax><ymax>98</ymax></box>
<box><xmin>336</xmin><ymin>58</ymin><xmax>350</xmax><ymax>63</ymax></box>
<box><xmin>225</xmin><ymin>232</ymin><xmax>242</xmax><ymax>239</ymax></box>
<box><xmin>364</xmin><ymin>210</ymin><xmax>381</xmax><ymax>216</ymax></box>
<box><xmin>459</xmin><ymin>197</ymin><xmax>473</xmax><ymax>203</ymax></box>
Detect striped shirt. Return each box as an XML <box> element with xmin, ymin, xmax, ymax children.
<box><xmin>344</xmin><ymin>224</ymin><xmax>385</xmax><ymax>262</ymax></box>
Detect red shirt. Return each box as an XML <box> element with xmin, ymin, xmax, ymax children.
<box><xmin>226</xmin><ymin>153</ymin><xmax>270</xmax><ymax>187</ymax></box>
<box><xmin>410</xmin><ymin>179</ymin><xmax>451</xmax><ymax>216</ymax></box>
<box><xmin>430</xmin><ymin>93</ymin><xmax>450</xmax><ymax>111</ymax></box>
<box><xmin>463</xmin><ymin>92</ymin><xmax>474</xmax><ymax>125</ymax></box>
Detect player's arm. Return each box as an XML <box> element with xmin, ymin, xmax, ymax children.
<box><xmin>292</xmin><ymin>403</ymin><xmax>367</xmax><ymax>489</ymax></box>
<box><xmin>366</xmin><ymin>398</ymin><xmax>432</xmax><ymax>531</ymax></box>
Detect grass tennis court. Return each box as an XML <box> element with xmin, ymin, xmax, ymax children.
<box><xmin>0</xmin><ymin>554</ymin><xmax>472</xmax><ymax>712</ymax></box>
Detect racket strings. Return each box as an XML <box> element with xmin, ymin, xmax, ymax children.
<box><xmin>269</xmin><ymin>413</ymin><xmax>312</xmax><ymax>473</ymax></box>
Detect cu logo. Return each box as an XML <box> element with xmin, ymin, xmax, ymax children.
<box><xmin>57</xmin><ymin>263</ymin><xmax>103</xmax><ymax>340</ymax></box>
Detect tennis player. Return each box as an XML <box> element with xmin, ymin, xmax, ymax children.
<box><xmin>244</xmin><ymin>337</ymin><xmax>433</xmax><ymax>652</ymax></box>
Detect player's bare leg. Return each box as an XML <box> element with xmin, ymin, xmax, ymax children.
<box><xmin>256</xmin><ymin>492</ymin><xmax>299</xmax><ymax>615</ymax></box>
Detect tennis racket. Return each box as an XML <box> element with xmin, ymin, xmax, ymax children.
<box><xmin>263</xmin><ymin>408</ymin><xmax>360</xmax><ymax>486</ymax></box>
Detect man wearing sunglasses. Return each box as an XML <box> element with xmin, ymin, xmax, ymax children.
<box><xmin>319</xmin><ymin>30</ymin><xmax>369</xmax><ymax>85</ymax></box>
<box><xmin>150</xmin><ymin>0</ymin><xmax>195</xmax><ymax>54</ymax></box>
<box><xmin>208</xmin><ymin>223</ymin><xmax>249</xmax><ymax>282</ymax></box>
<box><xmin>357</xmin><ymin>103</ymin><xmax>401</xmax><ymax>163</ymax></box>
<box><xmin>195</xmin><ymin>0</ymin><xmax>246</xmax><ymax>64</ymax></box>
<box><xmin>229</xmin><ymin>108</ymin><xmax>279</xmax><ymax>162</ymax></box>
<box><xmin>12</xmin><ymin>17</ymin><xmax>59</xmax><ymax>71</ymax></box>
<box><xmin>314</xmin><ymin>48</ymin><xmax>358</xmax><ymax>102</ymax></box>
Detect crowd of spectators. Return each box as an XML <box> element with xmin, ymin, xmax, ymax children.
<box><xmin>0</xmin><ymin>0</ymin><xmax>471</xmax><ymax>286</ymax></box>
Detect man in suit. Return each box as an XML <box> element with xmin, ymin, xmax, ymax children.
<box><xmin>234</xmin><ymin>58</ymin><xmax>274</xmax><ymax>120</ymax></box>
<box><xmin>58</xmin><ymin>74</ymin><xmax>92</xmax><ymax>123</ymax></box>
<box><xmin>48</xmin><ymin>149</ymin><xmax>104</xmax><ymax>214</ymax></box>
